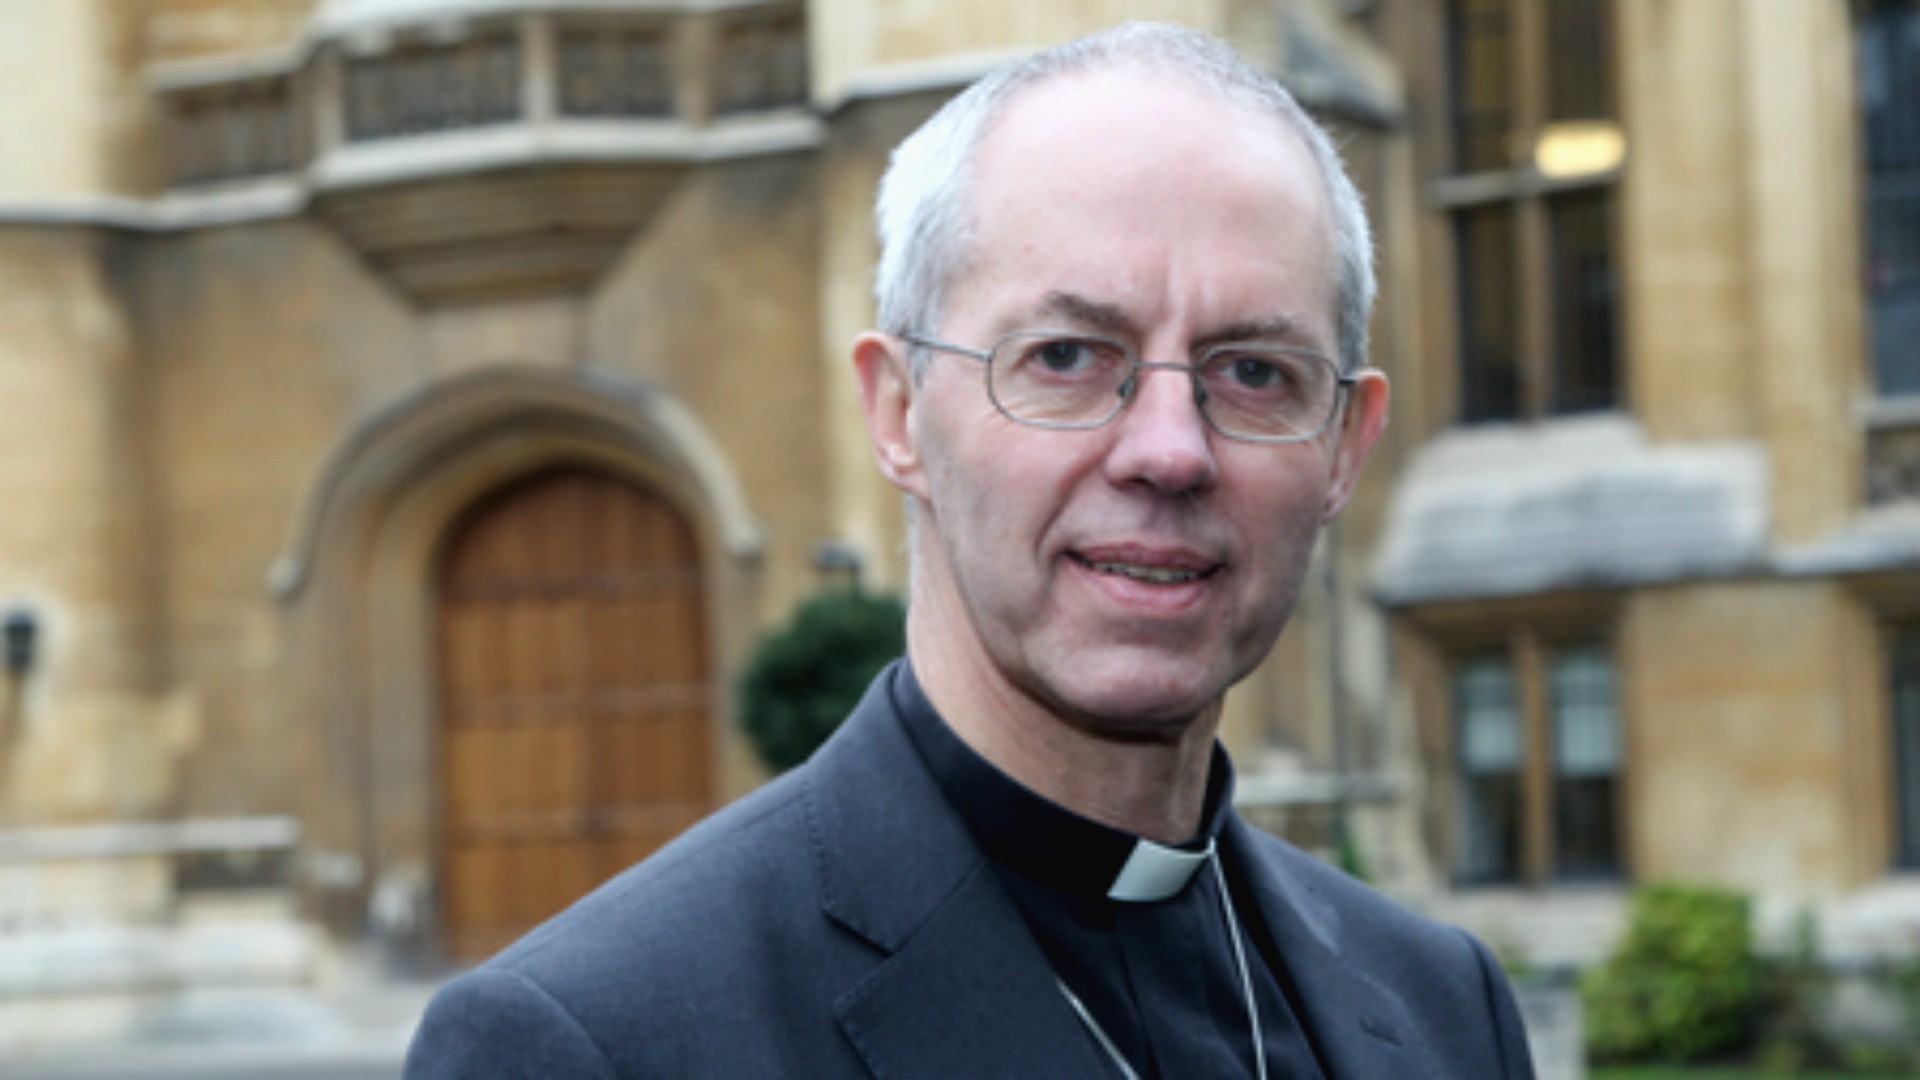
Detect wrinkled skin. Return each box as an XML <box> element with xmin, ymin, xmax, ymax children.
<box><xmin>855</xmin><ymin>70</ymin><xmax>1389</xmax><ymax>839</ymax></box>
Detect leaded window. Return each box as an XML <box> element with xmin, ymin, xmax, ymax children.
<box><xmin>1452</xmin><ymin>637</ymin><xmax>1624</xmax><ymax>886</ymax></box>
<box><xmin>1551</xmin><ymin>645</ymin><xmax>1622</xmax><ymax>879</ymax></box>
<box><xmin>1443</xmin><ymin>0</ymin><xmax>1623</xmax><ymax>424</ymax></box>
<box><xmin>1858</xmin><ymin>1</ymin><xmax>1920</xmax><ymax>397</ymax></box>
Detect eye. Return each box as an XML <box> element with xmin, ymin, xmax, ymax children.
<box><xmin>1204</xmin><ymin>352</ymin><xmax>1302</xmax><ymax>396</ymax></box>
<box><xmin>1225</xmin><ymin>354</ymin><xmax>1290</xmax><ymax>391</ymax></box>
<box><xmin>1035</xmin><ymin>338</ymin><xmax>1099</xmax><ymax>374</ymax></box>
<box><xmin>1015</xmin><ymin>336</ymin><xmax>1120</xmax><ymax>378</ymax></box>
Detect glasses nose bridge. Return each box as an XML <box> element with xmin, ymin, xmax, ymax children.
<box><xmin>1115</xmin><ymin>353</ymin><xmax>1215</xmax><ymax>439</ymax></box>
<box><xmin>1121</xmin><ymin>356</ymin><xmax>1206</xmax><ymax>405</ymax></box>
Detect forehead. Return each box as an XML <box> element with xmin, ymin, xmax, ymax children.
<box><xmin>955</xmin><ymin>68</ymin><xmax>1335</xmax><ymax>340</ymax></box>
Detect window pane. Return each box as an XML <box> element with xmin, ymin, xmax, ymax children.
<box><xmin>1893</xmin><ymin>627</ymin><xmax>1920</xmax><ymax>868</ymax></box>
<box><xmin>1858</xmin><ymin>1</ymin><xmax>1920</xmax><ymax>395</ymax></box>
<box><xmin>1546</xmin><ymin>0</ymin><xmax>1614</xmax><ymax>123</ymax></box>
<box><xmin>1457</xmin><ymin>204</ymin><xmax>1522</xmax><ymax>422</ymax></box>
<box><xmin>1549</xmin><ymin>189</ymin><xmax>1621</xmax><ymax>414</ymax></box>
<box><xmin>1551</xmin><ymin>644</ymin><xmax>1622</xmax><ymax>879</ymax></box>
<box><xmin>1451</xmin><ymin>0</ymin><xmax>1515</xmax><ymax>172</ymax></box>
<box><xmin>1456</xmin><ymin>656</ymin><xmax>1523</xmax><ymax>884</ymax></box>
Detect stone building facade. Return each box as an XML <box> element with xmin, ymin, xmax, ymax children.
<box><xmin>0</xmin><ymin>0</ymin><xmax>1397</xmax><ymax>1001</ymax></box>
<box><xmin>0</xmin><ymin>0</ymin><xmax>1915</xmax><ymax>1033</ymax></box>
<box><xmin>1363</xmin><ymin>0</ymin><xmax>1920</xmax><ymax>974</ymax></box>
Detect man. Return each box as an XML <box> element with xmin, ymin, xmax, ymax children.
<box><xmin>406</xmin><ymin>22</ymin><xmax>1534</xmax><ymax>1079</ymax></box>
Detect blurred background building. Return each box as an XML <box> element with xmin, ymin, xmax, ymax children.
<box><xmin>0</xmin><ymin>0</ymin><xmax>1915</xmax><ymax>1068</ymax></box>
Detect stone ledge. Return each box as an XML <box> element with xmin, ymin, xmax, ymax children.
<box><xmin>1373</xmin><ymin>415</ymin><xmax>1770</xmax><ymax>607</ymax></box>
<box><xmin>0</xmin><ymin>919</ymin><xmax>319</xmax><ymax>1000</ymax></box>
<box><xmin>1776</xmin><ymin>501</ymin><xmax>1920</xmax><ymax>578</ymax></box>
<box><xmin>308</xmin><ymin>112</ymin><xmax>823</xmax><ymax>193</ymax></box>
<box><xmin>0</xmin><ymin>817</ymin><xmax>299</xmax><ymax>864</ymax></box>
<box><xmin>1234</xmin><ymin>770</ymin><xmax>1400</xmax><ymax>808</ymax></box>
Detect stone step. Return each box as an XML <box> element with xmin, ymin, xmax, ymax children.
<box><xmin>0</xmin><ymin>912</ymin><xmax>320</xmax><ymax>1000</ymax></box>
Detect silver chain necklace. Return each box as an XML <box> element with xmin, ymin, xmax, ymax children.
<box><xmin>1055</xmin><ymin>852</ymin><xmax>1268</xmax><ymax>1080</ymax></box>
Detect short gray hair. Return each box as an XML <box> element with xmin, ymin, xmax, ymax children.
<box><xmin>873</xmin><ymin>21</ymin><xmax>1376</xmax><ymax>376</ymax></box>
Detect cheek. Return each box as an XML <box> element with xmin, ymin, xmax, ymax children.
<box><xmin>938</xmin><ymin>424</ymin><xmax>1089</xmax><ymax>531</ymax></box>
<box><xmin>920</xmin><ymin>426</ymin><xmax>1033</xmax><ymax>582</ymax></box>
<box><xmin>1233</xmin><ymin>455</ymin><xmax>1336</xmax><ymax>573</ymax></box>
<box><xmin>1235</xmin><ymin>480</ymin><xmax>1328</xmax><ymax>638</ymax></box>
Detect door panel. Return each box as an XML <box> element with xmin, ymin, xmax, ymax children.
<box><xmin>436</xmin><ymin>467</ymin><xmax>710</xmax><ymax>961</ymax></box>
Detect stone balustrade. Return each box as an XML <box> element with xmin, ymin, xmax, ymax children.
<box><xmin>152</xmin><ymin>3</ymin><xmax>810</xmax><ymax>190</ymax></box>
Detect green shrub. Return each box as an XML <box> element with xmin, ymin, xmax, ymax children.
<box><xmin>1583</xmin><ymin>882</ymin><xmax>1760</xmax><ymax>1064</ymax></box>
<box><xmin>738</xmin><ymin>588</ymin><xmax>906</xmax><ymax>771</ymax></box>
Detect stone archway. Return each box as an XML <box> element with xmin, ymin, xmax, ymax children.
<box><xmin>272</xmin><ymin>367</ymin><xmax>764</xmax><ymax>963</ymax></box>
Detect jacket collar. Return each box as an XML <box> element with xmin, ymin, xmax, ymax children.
<box><xmin>801</xmin><ymin>662</ymin><xmax>1002</xmax><ymax>952</ymax></box>
<box><xmin>804</xmin><ymin>662</ymin><xmax>1112</xmax><ymax>1076</ymax></box>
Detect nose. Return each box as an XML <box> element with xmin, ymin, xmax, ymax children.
<box><xmin>1105</xmin><ymin>362</ymin><xmax>1219</xmax><ymax>497</ymax></box>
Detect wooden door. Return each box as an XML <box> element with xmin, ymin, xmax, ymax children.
<box><xmin>435</xmin><ymin>466</ymin><xmax>711</xmax><ymax>961</ymax></box>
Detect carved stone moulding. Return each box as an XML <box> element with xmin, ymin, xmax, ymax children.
<box><xmin>156</xmin><ymin>71</ymin><xmax>305</xmax><ymax>186</ymax></box>
<box><xmin>558</xmin><ymin>20</ymin><xmax>677</xmax><ymax>119</ymax></box>
<box><xmin>712</xmin><ymin>8</ymin><xmax>808</xmax><ymax>117</ymax></box>
<box><xmin>1867</xmin><ymin>411</ymin><xmax>1920</xmax><ymax>505</ymax></box>
<box><xmin>342</xmin><ymin>29</ymin><xmax>524</xmax><ymax>142</ymax></box>
<box><xmin>313</xmin><ymin>162</ymin><xmax>684</xmax><ymax>305</ymax></box>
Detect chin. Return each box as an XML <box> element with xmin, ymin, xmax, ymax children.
<box><xmin>1032</xmin><ymin>660</ymin><xmax>1228</xmax><ymax>739</ymax></box>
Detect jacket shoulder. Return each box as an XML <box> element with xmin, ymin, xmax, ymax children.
<box><xmin>405</xmin><ymin>966</ymin><xmax>620</xmax><ymax>1080</ymax></box>
<box><xmin>408</xmin><ymin>675</ymin><xmax>923</xmax><ymax>1078</ymax></box>
<box><xmin>1241</xmin><ymin>825</ymin><xmax>1464</xmax><ymax>951</ymax></box>
<box><xmin>1234</xmin><ymin>827</ymin><xmax>1537</xmax><ymax>1077</ymax></box>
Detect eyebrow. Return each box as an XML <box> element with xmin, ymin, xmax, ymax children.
<box><xmin>1032</xmin><ymin>291</ymin><xmax>1327</xmax><ymax>354</ymax></box>
<box><xmin>1035</xmin><ymin>291</ymin><xmax>1136</xmax><ymax>336</ymax></box>
<box><xmin>1196</xmin><ymin>315</ymin><xmax>1322</xmax><ymax>351</ymax></box>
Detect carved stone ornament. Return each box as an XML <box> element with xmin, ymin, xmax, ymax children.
<box><xmin>161</xmin><ymin>76</ymin><xmax>301</xmax><ymax>186</ymax></box>
<box><xmin>1868</xmin><ymin>419</ymin><xmax>1920</xmax><ymax>505</ymax></box>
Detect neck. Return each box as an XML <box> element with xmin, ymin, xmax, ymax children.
<box><xmin>905</xmin><ymin>610</ymin><xmax>1221</xmax><ymax>846</ymax></box>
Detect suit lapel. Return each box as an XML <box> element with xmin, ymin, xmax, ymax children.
<box><xmin>1224</xmin><ymin>817</ymin><xmax>1428</xmax><ymax>1079</ymax></box>
<box><xmin>803</xmin><ymin>666</ymin><xmax>1106</xmax><ymax>1078</ymax></box>
<box><xmin>831</xmin><ymin>858</ymin><xmax>1109</xmax><ymax>1078</ymax></box>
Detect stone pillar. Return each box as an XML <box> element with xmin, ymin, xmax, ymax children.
<box><xmin>1736</xmin><ymin>0</ymin><xmax>1865</xmax><ymax>546</ymax></box>
<box><xmin>0</xmin><ymin>226</ymin><xmax>170</xmax><ymax>824</ymax></box>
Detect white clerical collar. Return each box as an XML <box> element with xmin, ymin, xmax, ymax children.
<box><xmin>1107</xmin><ymin>836</ymin><xmax>1215</xmax><ymax>902</ymax></box>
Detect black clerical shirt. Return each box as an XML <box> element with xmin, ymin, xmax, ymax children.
<box><xmin>890</xmin><ymin>662</ymin><xmax>1328</xmax><ymax>1080</ymax></box>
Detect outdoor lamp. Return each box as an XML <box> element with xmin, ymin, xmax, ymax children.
<box><xmin>4</xmin><ymin>609</ymin><xmax>37</xmax><ymax>679</ymax></box>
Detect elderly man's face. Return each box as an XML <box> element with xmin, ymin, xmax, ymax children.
<box><xmin>865</xmin><ymin>71</ymin><xmax>1386</xmax><ymax>740</ymax></box>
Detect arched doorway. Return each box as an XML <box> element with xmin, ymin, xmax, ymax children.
<box><xmin>434</xmin><ymin>465</ymin><xmax>712</xmax><ymax>961</ymax></box>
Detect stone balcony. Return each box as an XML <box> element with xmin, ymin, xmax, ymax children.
<box><xmin>147</xmin><ymin>0</ymin><xmax>817</xmax><ymax>306</ymax></box>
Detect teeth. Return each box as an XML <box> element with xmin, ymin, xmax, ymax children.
<box><xmin>1090</xmin><ymin>561</ymin><xmax>1202</xmax><ymax>584</ymax></box>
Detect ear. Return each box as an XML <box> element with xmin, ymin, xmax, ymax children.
<box><xmin>853</xmin><ymin>332</ymin><xmax>929</xmax><ymax>501</ymax></box>
<box><xmin>1320</xmin><ymin>369</ymin><xmax>1389</xmax><ymax>523</ymax></box>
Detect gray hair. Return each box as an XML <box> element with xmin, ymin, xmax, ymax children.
<box><xmin>873</xmin><ymin>21</ymin><xmax>1376</xmax><ymax>376</ymax></box>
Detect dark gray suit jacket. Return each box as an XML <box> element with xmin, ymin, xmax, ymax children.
<box><xmin>405</xmin><ymin>664</ymin><xmax>1536</xmax><ymax>1078</ymax></box>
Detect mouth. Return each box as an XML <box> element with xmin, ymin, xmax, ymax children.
<box><xmin>1068</xmin><ymin>551</ymin><xmax>1221</xmax><ymax>586</ymax></box>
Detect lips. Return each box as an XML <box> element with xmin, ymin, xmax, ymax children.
<box><xmin>1069</xmin><ymin>545</ymin><xmax>1221</xmax><ymax>586</ymax></box>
